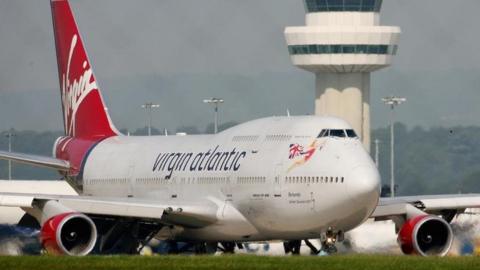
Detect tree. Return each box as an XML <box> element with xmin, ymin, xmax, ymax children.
<box><xmin>204</xmin><ymin>121</ymin><xmax>238</xmax><ymax>134</ymax></box>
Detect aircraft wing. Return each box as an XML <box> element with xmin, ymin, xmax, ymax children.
<box><xmin>0</xmin><ymin>192</ymin><xmax>217</xmax><ymax>228</ymax></box>
<box><xmin>371</xmin><ymin>194</ymin><xmax>480</xmax><ymax>219</ymax></box>
<box><xmin>0</xmin><ymin>150</ymin><xmax>70</xmax><ymax>171</ymax></box>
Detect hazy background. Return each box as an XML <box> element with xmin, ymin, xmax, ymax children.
<box><xmin>1</xmin><ymin>0</ymin><xmax>480</xmax><ymax>133</ymax></box>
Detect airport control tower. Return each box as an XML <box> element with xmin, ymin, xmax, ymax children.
<box><xmin>285</xmin><ymin>0</ymin><xmax>400</xmax><ymax>151</ymax></box>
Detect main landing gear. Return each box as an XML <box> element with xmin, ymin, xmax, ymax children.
<box><xmin>284</xmin><ymin>239</ymin><xmax>334</xmax><ymax>255</ymax></box>
<box><xmin>284</xmin><ymin>229</ymin><xmax>344</xmax><ymax>256</ymax></box>
<box><xmin>94</xmin><ymin>218</ymin><xmax>162</xmax><ymax>254</ymax></box>
<box><xmin>283</xmin><ymin>240</ymin><xmax>302</xmax><ymax>255</ymax></box>
<box><xmin>158</xmin><ymin>241</ymin><xmax>240</xmax><ymax>255</ymax></box>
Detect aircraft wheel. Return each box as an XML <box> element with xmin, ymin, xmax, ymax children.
<box><xmin>194</xmin><ymin>242</ymin><xmax>207</xmax><ymax>254</ymax></box>
<box><xmin>321</xmin><ymin>241</ymin><xmax>338</xmax><ymax>255</ymax></box>
<box><xmin>283</xmin><ymin>240</ymin><xmax>301</xmax><ymax>255</ymax></box>
<box><xmin>220</xmin><ymin>242</ymin><xmax>236</xmax><ymax>254</ymax></box>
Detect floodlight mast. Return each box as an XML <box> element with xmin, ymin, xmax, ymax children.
<box><xmin>374</xmin><ymin>139</ymin><xmax>380</xmax><ymax>168</ymax></box>
<box><xmin>4</xmin><ymin>130</ymin><xmax>16</xmax><ymax>180</ymax></box>
<box><xmin>141</xmin><ymin>102</ymin><xmax>160</xmax><ymax>136</ymax></box>
<box><xmin>203</xmin><ymin>98</ymin><xmax>224</xmax><ymax>134</ymax></box>
<box><xmin>382</xmin><ymin>96</ymin><xmax>406</xmax><ymax>198</ymax></box>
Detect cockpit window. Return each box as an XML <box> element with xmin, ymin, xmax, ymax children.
<box><xmin>318</xmin><ymin>129</ymin><xmax>346</xmax><ymax>138</ymax></box>
<box><xmin>346</xmin><ymin>129</ymin><xmax>358</xmax><ymax>138</ymax></box>
<box><xmin>329</xmin><ymin>129</ymin><xmax>346</xmax><ymax>137</ymax></box>
<box><xmin>318</xmin><ymin>129</ymin><xmax>358</xmax><ymax>138</ymax></box>
<box><xmin>318</xmin><ymin>129</ymin><xmax>328</xmax><ymax>137</ymax></box>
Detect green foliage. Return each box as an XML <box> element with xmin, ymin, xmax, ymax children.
<box><xmin>460</xmin><ymin>171</ymin><xmax>480</xmax><ymax>193</ymax></box>
<box><xmin>373</xmin><ymin>124</ymin><xmax>480</xmax><ymax>195</ymax></box>
<box><xmin>204</xmin><ymin>121</ymin><xmax>239</xmax><ymax>134</ymax></box>
<box><xmin>0</xmin><ymin>255</ymin><xmax>480</xmax><ymax>270</ymax></box>
<box><xmin>176</xmin><ymin>126</ymin><xmax>201</xmax><ymax>135</ymax></box>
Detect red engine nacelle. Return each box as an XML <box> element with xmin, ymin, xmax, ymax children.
<box><xmin>40</xmin><ymin>212</ymin><xmax>97</xmax><ymax>256</ymax></box>
<box><xmin>397</xmin><ymin>215</ymin><xmax>453</xmax><ymax>256</ymax></box>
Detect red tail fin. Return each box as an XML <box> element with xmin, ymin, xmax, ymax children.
<box><xmin>51</xmin><ymin>0</ymin><xmax>118</xmax><ymax>139</ymax></box>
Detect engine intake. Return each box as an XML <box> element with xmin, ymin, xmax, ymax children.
<box><xmin>40</xmin><ymin>212</ymin><xmax>97</xmax><ymax>256</ymax></box>
<box><xmin>397</xmin><ymin>215</ymin><xmax>453</xmax><ymax>256</ymax></box>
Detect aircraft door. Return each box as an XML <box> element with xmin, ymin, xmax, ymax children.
<box><xmin>220</xmin><ymin>177</ymin><xmax>233</xmax><ymax>218</ymax></box>
<box><xmin>310</xmin><ymin>189</ymin><xmax>316</xmax><ymax>212</ymax></box>
<box><xmin>273</xmin><ymin>163</ymin><xmax>283</xmax><ymax>198</ymax></box>
<box><xmin>127</xmin><ymin>164</ymin><xmax>135</xmax><ymax>197</ymax></box>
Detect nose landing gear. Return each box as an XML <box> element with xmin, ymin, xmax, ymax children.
<box><xmin>319</xmin><ymin>228</ymin><xmax>343</xmax><ymax>255</ymax></box>
<box><xmin>304</xmin><ymin>237</ymin><xmax>337</xmax><ymax>255</ymax></box>
<box><xmin>320</xmin><ymin>238</ymin><xmax>338</xmax><ymax>254</ymax></box>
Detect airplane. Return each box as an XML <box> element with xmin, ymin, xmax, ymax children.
<box><xmin>1</xmin><ymin>0</ymin><xmax>480</xmax><ymax>256</ymax></box>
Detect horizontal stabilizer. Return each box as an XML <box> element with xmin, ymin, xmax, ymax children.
<box><xmin>0</xmin><ymin>150</ymin><xmax>70</xmax><ymax>171</ymax></box>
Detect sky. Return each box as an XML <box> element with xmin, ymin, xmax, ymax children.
<box><xmin>1</xmin><ymin>0</ymin><xmax>480</xmax><ymax>133</ymax></box>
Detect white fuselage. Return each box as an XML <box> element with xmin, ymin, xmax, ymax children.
<box><xmin>80</xmin><ymin>116</ymin><xmax>380</xmax><ymax>242</ymax></box>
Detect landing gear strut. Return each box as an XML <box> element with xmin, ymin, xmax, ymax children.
<box><xmin>304</xmin><ymin>239</ymin><xmax>320</xmax><ymax>255</ymax></box>
<box><xmin>320</xmin><ymin>239</ymin><xmax>338</xmax><ymax>254</ymax></box>
<box><xmin>303</xmin><ymin>238</ymin><xmax>337</xmax><ymax>255</ymax></box>
<box><xmin>319</xmin><ymin>229</ymin><xmax>342</xmax><ymax>254</ymax></box>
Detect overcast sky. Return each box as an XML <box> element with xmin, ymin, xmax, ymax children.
<box><xmin>1</xmin><ymin>0</ymin><xmax>480</xmax><ymax>132</ymax></box>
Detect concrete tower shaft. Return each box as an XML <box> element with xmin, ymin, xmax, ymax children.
<box><xmin>285</xmin><ymin>0</ymin><xmax>400</xmax><ymax>151</ymax></box>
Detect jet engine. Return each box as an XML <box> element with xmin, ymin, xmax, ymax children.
<box><xmin>397</xmin><ymin>215</ymin><xmax>453</xmax><ymax>256</ymax></box>
<box><xmin>40</xmin><ymin>212</ymin><xmax>97</xmax><ymax>256</ymax></box>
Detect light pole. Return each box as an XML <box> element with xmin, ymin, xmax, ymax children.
<box><xmin>382</xmin><ymin>96</ymin><xmax>406</xmax><ymax>198</ymax></box>
<box><xmin>5</xmin><ymin>131</ymin><xmax>16</xmax><ymax>180</ymax></box>
<box><xmin>374</xmin><ymin>139</ymin><xmax>380</xmax><ymax>168</ymax></box>
<box><xmin>141</xmin><ymin>102</ymin><xmax>160</xmax><ymax>136</ymax></box>
<box><xmin>203</xmin><ymin>98</ymin><xmax>224</xmax><ymax>134</ymax></box>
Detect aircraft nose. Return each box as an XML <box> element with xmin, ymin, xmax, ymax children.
<box><xmin>346</xmin><ymin>165</ymin><xmax>381</xmax><ymax>205</ymax></box>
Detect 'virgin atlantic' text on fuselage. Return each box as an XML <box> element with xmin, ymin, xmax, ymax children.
<box><xmin>152</xmin><ymin>146</ymin><xmax>248</xmax><ymax>178</ymax></box>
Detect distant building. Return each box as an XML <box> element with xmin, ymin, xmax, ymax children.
<box><xmin>285</xmin><ymin>0</ymin><xmax>400</xmax><ymax>151</ymax></box>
